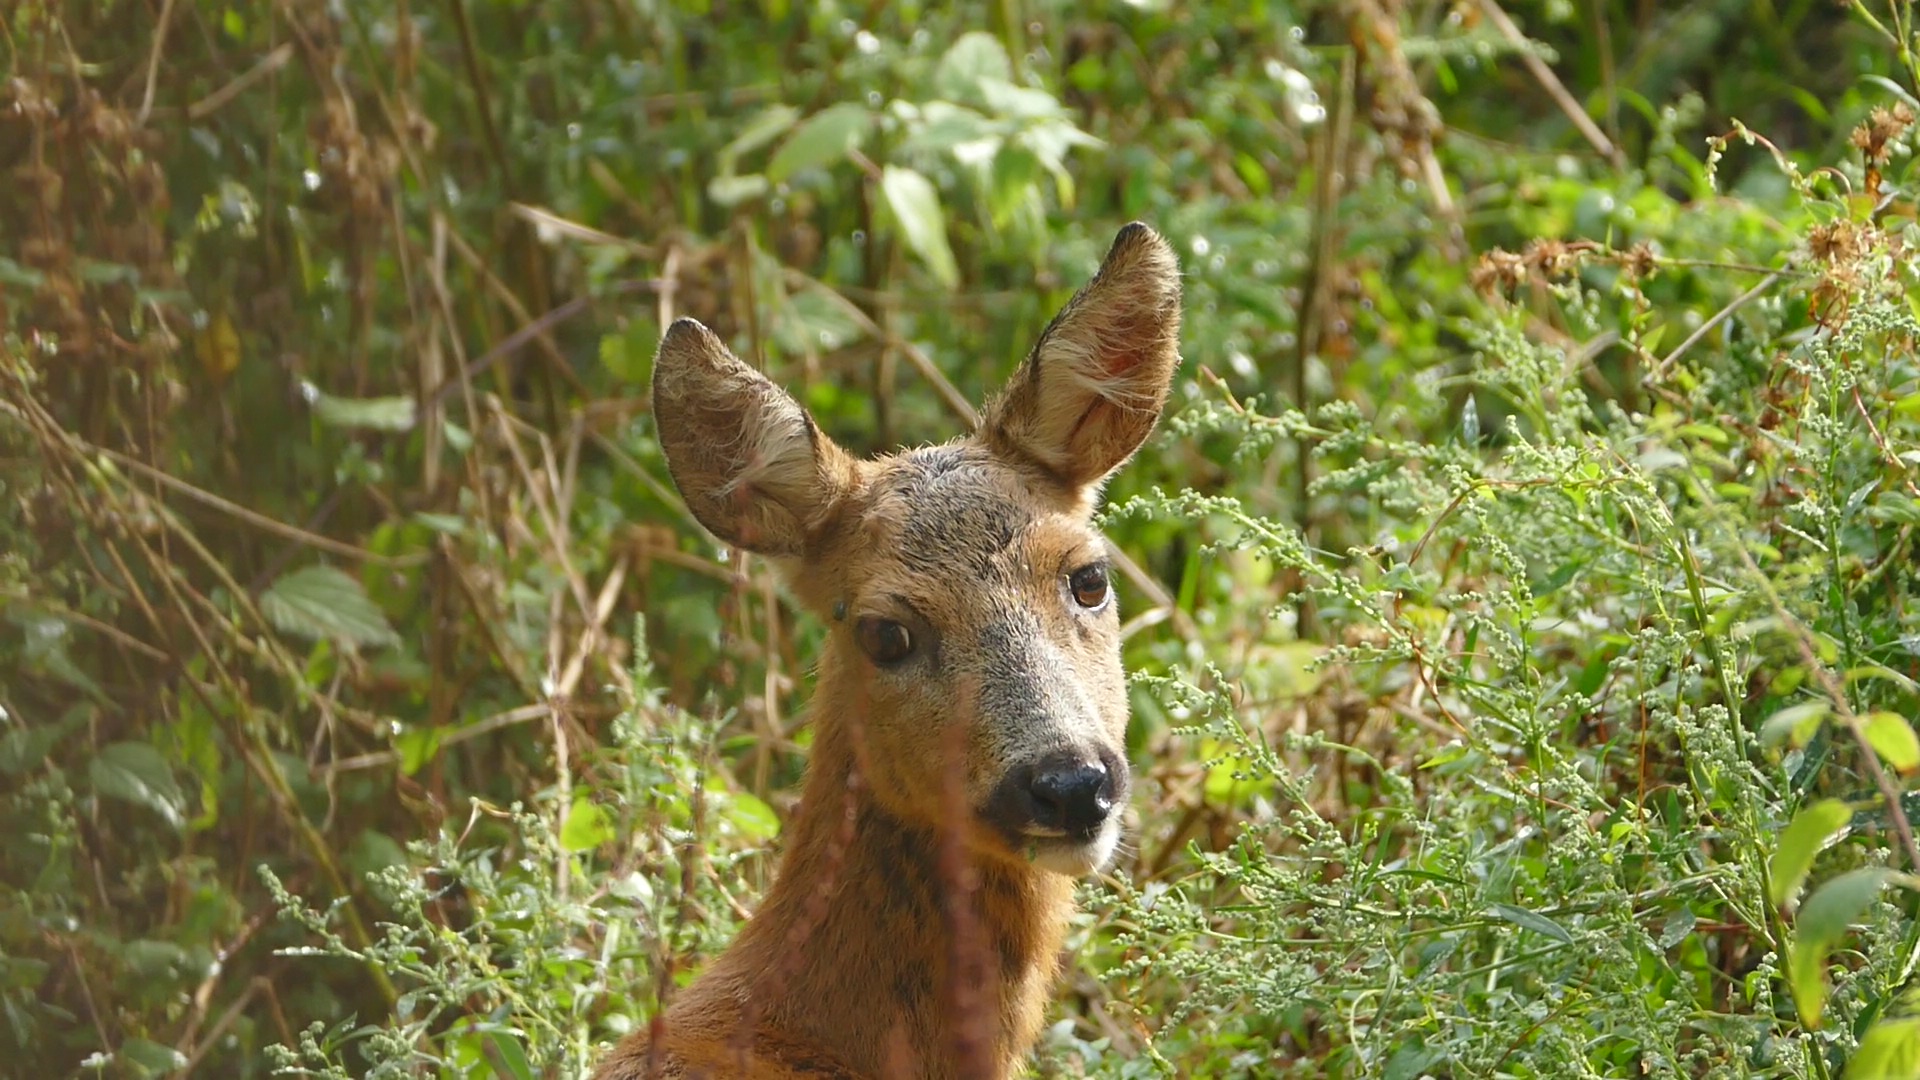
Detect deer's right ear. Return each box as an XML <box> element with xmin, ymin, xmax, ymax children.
<box><xmin>651</xmin><ymin>319</ymin><xmax>856</xmax><ymax>557</ymax></box>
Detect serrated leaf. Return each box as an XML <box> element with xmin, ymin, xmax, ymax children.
<box><xmin>1769</xmin><ymin>799</ymin><xmax>1852</xmax><ymax>906</ymax></box>
<box><xmin>1862</xmin><ymin>712</ymin><xmax>1920</xmax><ymax>771</ymax></box>
<box><xmin>89</xmin><ymin>742</ymin><xmax>186</xmax><ymax>831</ymax></box>
<box><xmin>1845</xmin><ymin>1016</ymin><xmax>1920</xmax><ymax>1079</ymax></box>
<box><xmin>1487</xmin><ymin>902</ymin><xmax>1573</xmax><ymax>944</ymax></box>
<box><xmin>880</xmin><ymin>166</ymin><xmax>958</xmax><ymax>287</ymax></box>
<box><xmin>311</xmin><ymin>389</ymin><xmax>416</xmax><ymax>432</ymax></box>
<box><xmin>766</xmin><ymin>104</ymin><xmax>871</xmax><ymax>183</ymax></box>
<box><xmin>261</xmin><ymin>565</ymin><xmax>400</xmax><ymax>649</ymax></box>
<box><xmin>560</xmin><ymin>794</ymin><xmax>615</xmax><ymax>852</ymax></box>
<box><xmin>934</xmin><ymin>32</ymin><xmax>1012</xmax><ymax>104</ymax></box>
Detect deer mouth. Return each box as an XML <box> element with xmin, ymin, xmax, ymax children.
<box><xmin>1010</xmin><ymin>818</ymin><xmax>1123</xmax><ymax>876</ymax></box>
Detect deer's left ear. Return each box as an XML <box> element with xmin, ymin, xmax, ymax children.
<box><xmin>979</xmin><ymin>222</ymin><xmax>1182</xmax><ymax>490</ymax></box>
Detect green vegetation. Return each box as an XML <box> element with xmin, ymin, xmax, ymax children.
<box><xmin>5</xmin><ymin>1</ymin><xmax>1920</xmax><ymax>1076</ymax></box>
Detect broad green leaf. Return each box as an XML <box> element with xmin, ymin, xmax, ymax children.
<box><xmin>707</xmin><ymin>173</ymin><xmax>770</xmax><ymax>207</ymax></box>
<box><xmin>725</xmin><ymin>789</ymin><xmax>780</xmax><ymax>841</ymax></box>
<box><xmin>118</xmin><ymin>1036</ymin><xmax>188</xmax><ymax>1077</ymax></box>
<box><xmin>89</xmin><ymin>742</ymin><xmax>186</xmax><ymax>831</ymax></box>
<box><xmin>1862</xmin><ymin>712</ymin><xmax>1920</xmax><ymax>771</ymax></box>
<box><xmin>561</xmin><ymin>794</ymin><xmax>615</xmax><ymax>852</ymax></box>
<box><xmin>1788</xmin><ymin>937</ymin><xmax>1832</xmax><ymax>1029</ymax></box>
<box><xmin>1845</xmin><ymin>1016</ymin><xmax>1920</xmax><ymax>1079</ymax></box>
<box><xmin>1487</xmin><ymin>902</ymin><xmax>1573</xmax><ymax>944</ymax></box>
<box><xmin>484</xmin><ymin>1031</ymin><xmax>535</xmax><ymax>1080</ymax></box>
<box><xmin>1761</xmin><ymin>700</ymin><xmax>1830</xmax><ymax>748</ymax></box>
<box><xmin>1797</xmin><ymin>866</ymin><xmax>1895</xmax><ymax>945</ymax></box>
<box><xmin>1769</xmin><ymin>799</ymin><xmax>1852</xmax><ymax>906</ymax></box>
<box><xmin>261</xmin><ymin>565</ymin><xmax>401</xmax><ymax>649</ymax></box>
<box><xmin>899</xmin><ymin>102</ymin><xmax>1001</xmax><ymax>156</ymax></box>
<box><xmin>978</xmin><ymin>76</ymin><xmax>1068</xmax><ymax>120</ymax></box>
<box><xmin>766</xmin><ymin>104</ymin><xmax>871</xmax><ymax>183</ymax></box>
<box><xmin>720</xmin><ymin>104</ymin><xmax>800</xmax><ymax>166</ymax></box>
<box><xmin>880</xmin><ymin>166</ymin><xmax>958</xmax><ymax>287</ymax></box>
<box><xmin>311</xmin><ymin>389</ymin><xmax>416</xmax><ymax>431</ymax></box>
<box><xmin>934</xmin><ymin>32</ymin><xmax>1011</xmax><ymax>103</ymax></box>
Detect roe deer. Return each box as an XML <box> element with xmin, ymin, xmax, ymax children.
<box><xmin>595</xmin><ymin>222</ymin><xmax>1181</xmax><ymax>1080</ymax></box>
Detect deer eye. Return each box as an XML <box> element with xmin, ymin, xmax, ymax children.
<box><xmin>1068</xmin><ymin>564</ymin><xmax>1110</xmax><ymax>610</ymax></box>
<box><xmin>855</xmin><ymin>617</ymin><xmax>914</xmax><ymax>665</ymax></box>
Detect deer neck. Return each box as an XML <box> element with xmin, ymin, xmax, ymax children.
<box><xmin>723</xmin><ymin>691</ymin><xmax>1077</xmax><ymax>1079</ymax></box>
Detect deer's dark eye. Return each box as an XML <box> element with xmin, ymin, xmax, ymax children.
<box><xmin>855</xmin><ymin>617</ymin><xmax>914</xmax><ymax>665</ymax></box>
<box><xmin>1069</xmin><ymin>564</ymin><xmax>1110</xmax><ymax>610</ymax></box>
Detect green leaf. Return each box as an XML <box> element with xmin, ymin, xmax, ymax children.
<box><xmin>707</xmin><ymin>173</ymin><xmax>770</xmax><ymax>207</ymax></box>
<box><xmin>560</xmin><ymin>794</ymin><xmax>615</xmax><ymax>852</ymax></box>
<box><xmin>118</xmin><ymin>1036</ymin><xmax>188</xmax><ymax>1077</ymax></box>
<box><xmin>484</xmin><ymin>1031</ymin><xmax>535</xmax><ymax>1080</ymax></box>
<box><xmin>724</xmin><ymin>789</ymin><xmax>780</xmax><ymax>842</ymax></box>
<box><xmin>1862</xmin><ymin>712</ymin><xmax>1920</xmax><ymax>771</ymax></box>
<box><xmin>1761</xmin><ymin>700</ymin><xmax>1830</xmax><ymax>748</ymax></box>
<box><xmin>720</xmin><ymin>104</ymin><xmax>800</xmax><ymax>167</ymax></box>
<box><xmin>1845</xmin><ymin>1016</ymin><xmax>1920</xmax><ymax>1079</ymax></box>
<box><xmin>261</xmin><ymin>565</ymin><xmax>401</xmax><ymax>649</ymax></box>
<box><xmin>934</xmin><ymin>32</ymin><xmax>1012</xmax><ymax>104</ymax></box>
<box><xmin>310</xmin><ymin>389</ymin><xmax>417</xmax><ymax>431</ymax></box>
<box><xmin>880</xmin><ymin>166</ymin><xmax>958</xmax><ymax>287</ymax></box>
<box><xmin>1487</xmin><ymin>902</ymin><xmax>1573</xmax><ymax>944</ymax></box>
<box><xmin>1797</xmin><ymin>866</ymin><xmax>1895</xmax><ymax>945</ymax></box>
<box><xmin>898</xmin><ymin>102</ymin><xmax>1001</xmax><ymax>157</ymax></box>
<box><xmin>1788</xmin><ymin>936</ymin><xmax>1832</xmax><ymax>1029</ymax></box>
<box><xmin>1769</xmin><ymin>799</ymin><xmax>1853</xmax><ymax>907</ymax></box>
<box><xmin>89</xmin><ymin>742</ymin><xmax>187</xmax><ymax>831</ymax></box>
<box><xmin>766</xmin><ymin>103</ymin><xmax>871</xmax><ymax>183</ymax></box>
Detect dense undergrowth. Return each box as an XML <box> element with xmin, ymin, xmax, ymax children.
<box><xmin>5</xmin><ymin>1</ymin><xmax>1920</xmax><ymax>1077</ymax></box>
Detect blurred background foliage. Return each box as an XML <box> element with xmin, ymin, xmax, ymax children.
<box><xmin>4</xmin><ymin>0</ymin><xmax>1920</xmax><ymax>1076</ymax></box>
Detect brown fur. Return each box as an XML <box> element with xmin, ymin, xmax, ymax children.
<box><xmin>596</xmin><ymin>223</ymin><xmax>1182</xmax><ymax>1080</ymax></box>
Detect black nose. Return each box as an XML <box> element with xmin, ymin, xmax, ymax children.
<box><xmin>1027</xmin><ymin>755</ymin><xmax>1114</xmax><ymax>836</ymax></box>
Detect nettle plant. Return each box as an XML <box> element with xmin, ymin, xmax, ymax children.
<box><xmin>1090</xmin><ymin>115</ymin><xmax>1920</xmax><ymax>1076</ymax></box>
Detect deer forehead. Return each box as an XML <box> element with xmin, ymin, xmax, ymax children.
<box><xmin>835</xmin><ymin>446</ymin><xmax>1104</xmax><ymax>607</ymax></box>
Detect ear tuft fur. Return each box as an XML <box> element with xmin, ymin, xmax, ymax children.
<box><xmin>981</xmin><ymin>223</ymin><xmax>1182</xmax><ymax>489</ymax></box>
<box><xmin>651</xmin><ymin>319</ymin><xmax>855</xmax><ymax>556</ymax></box>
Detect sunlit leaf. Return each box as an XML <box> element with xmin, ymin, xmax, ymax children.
<box><xmin>1761</xmin><ymin>701</ymin><xmax>1830</xmax><ymax>748</ymax></box>
<box><xmin>719</xmin><ymin>104</ymin><xmax>800</xmax><ymax>166</ymax></box>
<box><xmin>880</xmin><ymin>166</ymin><xmax>958</xmax><ymax>287</ymax></box>
<box><xmin>311</xmin><ymin>389</ymin><xmax>416</xmax><ymax>432</ymax></box>
<box><xmin>1845</xmin><ymin>1016</ymin><xmax>1920</xmax><ymax>1079</ymax></box>
<box><xmin>1768</xmin><ymin>799</ymin><xmax>1852</xmax><ymax>907</ymax></box>
<box><xmin>1862</xmin><ymin>712</ymin><xmax>1920</xmax><ymax>771</ymax></box>
<box><xmin>766</xmin><ymin>103</ymin><xmax>871</xmax><ymax>183</ymax></box>
<box><xmin>560</xmin><ymin>794</ymin><xmax>615</xmax><ymax>852</ymax></box>
<box><xmin>934</xmin><ymin>32</ymin><xmax>1011</xmax><ymax>104</ymax></box>
<box><xmin>707</xmin><ymin>173</ymin><xmax>770</xmax><ymax>207</ymax></box>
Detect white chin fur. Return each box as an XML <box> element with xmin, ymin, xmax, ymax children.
<box><xmin>1027</xmin><ymin>817</ymin><xmax>1121</xmax><ymax>876</ymax></box>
